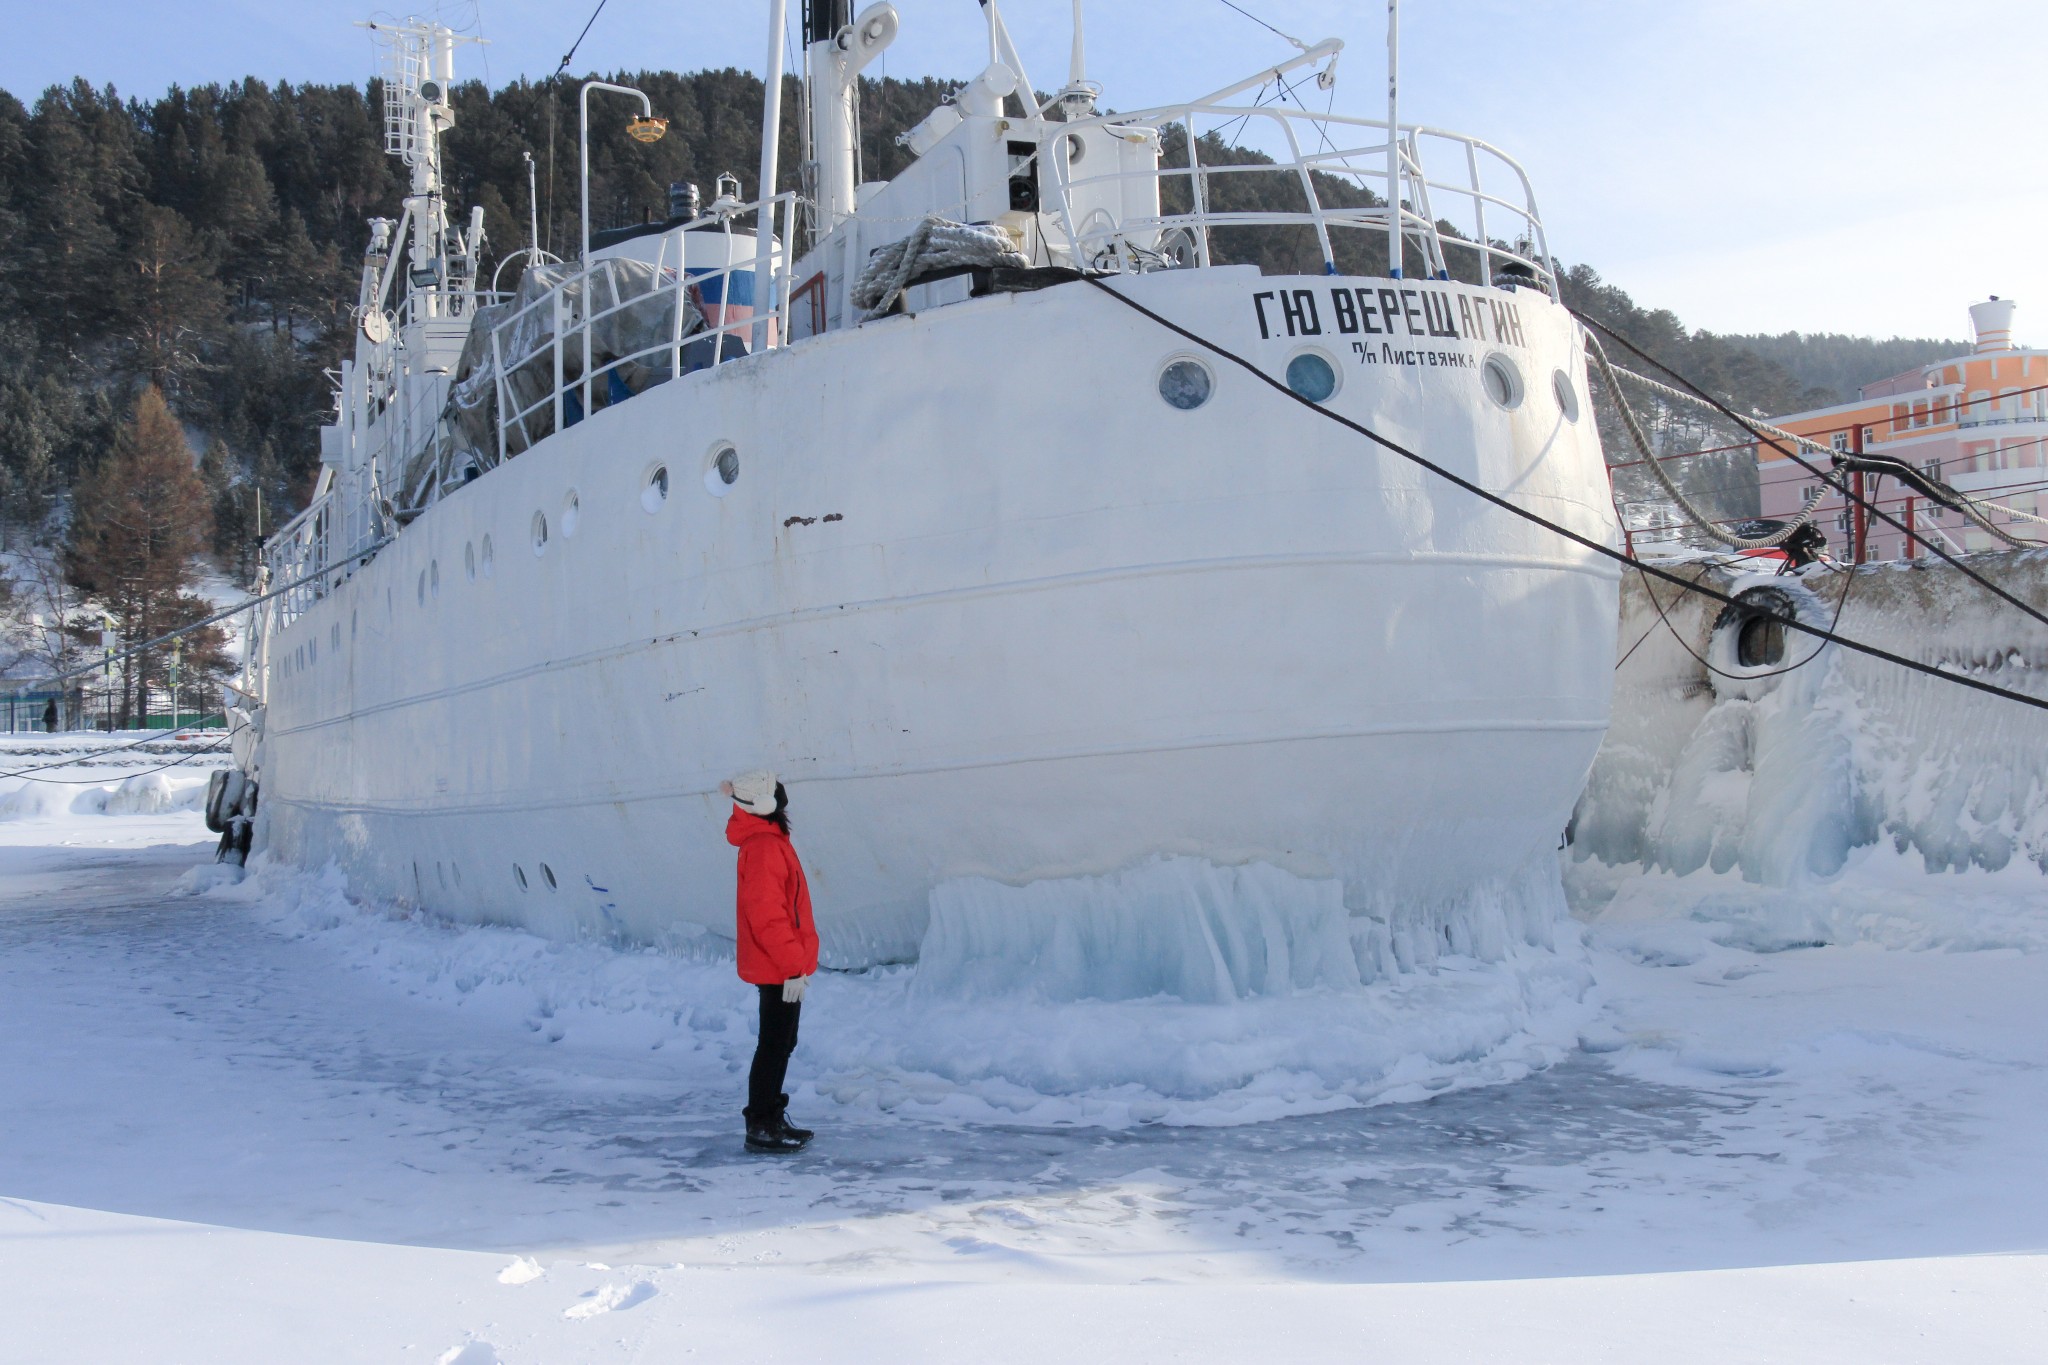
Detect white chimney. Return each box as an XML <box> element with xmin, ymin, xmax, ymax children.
<box><xmin>1970</xmin><ymin>296</ymin><xmax>2017</xmax><ymax>353</ymax></box>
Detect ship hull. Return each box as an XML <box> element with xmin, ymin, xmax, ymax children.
<box><xmin>258</xmin><ymin>269</ymin><xmax>1621</xmax><ymax>965</ymax></box>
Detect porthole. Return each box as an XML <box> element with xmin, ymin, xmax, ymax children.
<box><xmin>481</xmin><ymin>534</ymin><xmax>495</xmax><ymax>578</ymax></box>
<box><xmin>531</xmin><ymin>510</ymin><xmax>549</xmax><ymax>555</ymax></box>
<box><xmin>430</xmin><ymin>560</ymin><xmax>440</xmax><ymax>597</ymax></box>
<box><xmin>417</xmin><ymin>569</ymin><xmax>427</xmax><ymax>605</ymax></box>
<box><xmin>1285</xmin><ymin>350</ymin><xmax>1338</xmax><ymax>403</ymax></box>
<box><xmin>513</xmin><ymin>863</ymin><xmax>528</xmax><ymax>891</ymax></box>
<box><xmin>1481</xmin><ymin>353</ymin><xmax>1525</xmax><ymax>410</ymax></box>
<box><xmin>465</xmin><ymin>541</ymin><xmax>477</xmax><ymax>581</ymax></box>
<box><xmin>331</xmin><ymin>623</ymin><xmax>340</xmax><ymax>652</ymax></box>
<box><xmin>562</xmin><ymin>490</ymin><xmax>581</xmax><ymax>538</ymax></box>
<box><xmin>704</xmin><ymin>444</ymin><xmax>739</xmax><ymax>497</ymax></box>
<box><xmin>307</xmin><ymin>639</ymin><xmax>316</xmax><ymax>664</ymax></box>
<box><xmin>642</xmin><ymin>465</ymin><xmax>670</xmax><ymax>513</ymax></box>
<box><xmin>1553</xmin><ymin>369</ymin><xmax>1581</xmax><ymax>423</ymax></box>
<box><xmin>540</xmin><ymin>862</ymin><xmax>558</xmax><ymax>890</ymax></box>
<box><xmin>1158</xmin><ymin>357</ymin><xmax>1213</xmax><ymax>410</ymax></box>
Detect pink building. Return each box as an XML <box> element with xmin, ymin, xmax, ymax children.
<box><xmin>1758</xmin><ymin>298</ymin><xmax>2047</xmax><ymax>560</ymax></box>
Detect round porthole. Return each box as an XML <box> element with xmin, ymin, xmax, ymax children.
<box><xmin>704</xmin><ymin>444</ymin><xmax>739</xmax><ymax>497</ymax></box>
<box><xmin>417</xmin><ymin>569</ymin><xmax>427</xmax><ymax>606</ymax></box>
<box><xmin>481</xmin><ymin>534</ymin><xmax>495</xmax><ymax>578</ymax></box>
<box><xmin>1553</xmin><ymin>369</ymin><xmax>1581</xmax><ymax>423</ymax></box>
<box><xmin>513</xmin><ymin>864</ymin><xmax>528</xmax><ymax>891</ymax></box>
<box><xmin>643</xmin><ymin>465</ymin><xmax>670</xmax><ymax>513</ymax></box>
<box><xmin>430</xmin><ymin>560</ymin><xmax>440</xmax><ymax>597</ymax></box>
<box><xmin>1285</xmin><ymin>350</ymin><xmax>1338</xmax><ymax>403</ymax></box>
<box><xmin>1158</xmin><ymin>357</ymin><xmax>1213</xmax><ymax>410</ymax></box>
<box><xmin>531</xmin><ymin>511</ymin><xmax>549</xmax><ymax>555</ymax></box>
<box><xmin>465</xmin><ymin>541</ymin><xmax>476</xmax><ymax>581</ymax></box>
<box><xmin>562</xmin><ymin>491</ymin><xmax>581</xmax><ymax>538</ymax></box>
<box><xmin>540</xmin><ymin>862</ymin><xmax>558</xmax><ymax>890</ymax></box>
<box><xmin>1482</xmin><ymin>353</ymin><xmax>1525</xmax><ymax>410</ymax></box>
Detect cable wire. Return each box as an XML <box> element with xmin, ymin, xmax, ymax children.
<box><xmin>1082</xmin><ymin>276</ymin><xmax>2048</xmax><ymax>715</ymax></box>
<box><xmin>0</xmin><ymin>737</ymin><xmax>230</xmax><ymax>785</ymax></box>
<box><xmin>1578</xmin><ymin>313</ymin><xmax>2048</xmax><ymax>633</ymax></box>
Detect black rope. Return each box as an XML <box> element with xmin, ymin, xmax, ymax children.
<box><xmin>1215</xmin><ymin>0</ymin><xmax>1303</xmax><ymax>47</ymax></box>
<box><xmin>1082</xmin><ymin>276</ymin><xmax>2048</xmax><ymax>715</ymax></box>
<box><xmin>554</xmin><ymin>0</ymin><xmax>611</xmax><ymax>76</ymax></box>
<box><xmin>1576</xmin><ymin>312</ymin><xmax>2048</xmax><ymax>634</ymax></box>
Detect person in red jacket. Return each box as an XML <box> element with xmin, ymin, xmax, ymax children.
<box><xmin>721</xmin><ymin>770</ymin><xmax>820</xmax><ymax>1152</ymax></box>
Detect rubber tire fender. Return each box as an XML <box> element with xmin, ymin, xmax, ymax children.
<box><xmin>204</xmin><ymin>769</ymin><xmax>229</xmax><ymax>834</ymax></box>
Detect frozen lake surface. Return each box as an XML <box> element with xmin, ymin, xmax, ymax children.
<box><xmin>2</xmin><ymin>747</ymin><xmax>2045</xmax><ymax>1361</ymax></box>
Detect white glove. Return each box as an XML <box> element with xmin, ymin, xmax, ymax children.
<box><xmin>782</xmin><ymin>975</ymin><xmax>810</xmax><ymax>1004</ymax></box>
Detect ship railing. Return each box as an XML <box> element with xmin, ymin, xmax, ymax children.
<box><xmin>261</xmin><ymin>491</ymin><xmax>337</xmax><ymax>633</ymax></box>
<box><xmin>490</xmin><ymin>192</ymin><xmax>799</xmax><ymax>463</ymax></box>
<box><xmin>397</xmin><ymin>287</ymin><xmax>507</xmax><ymax>327</ymax></box>
<box><xmin>1041</xmin><ymin>102</ymin><xmax>1556</xmax><ymax>297</ymax></box>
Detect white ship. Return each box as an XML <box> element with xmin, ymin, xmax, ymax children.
<box><xmin>237</xmin><ymin>3</ymin><xmax>1620</xmax><ymax>969</ymax></box>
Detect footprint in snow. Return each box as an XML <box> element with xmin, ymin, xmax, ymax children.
<box><xmin>436</xmin><ymin>1341</ymin><xmax>499</xmax><ymax>1365</ymax></box>
<box><xmin>564</xmin><ymin>1281</ymin><xmax>657</xmax><ymax>1318</ymax></box>
<box><xmin>496</xmin><ymin>1255</ymin><xmax>544</xmax><ymax>1285</ymax></box>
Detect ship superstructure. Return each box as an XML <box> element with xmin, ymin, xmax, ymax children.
<box><xmin>240</xmin><ymin>4</ymin><xmax>1621</xmax><ymax>971</ymax></box>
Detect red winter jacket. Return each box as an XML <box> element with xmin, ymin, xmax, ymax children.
<box><xmin>727</xmin><ymin>807</ymin><xmax>820</xmax><ymax>985</ymax></box>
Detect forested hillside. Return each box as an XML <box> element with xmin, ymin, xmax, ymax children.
<box><xmin>0</xmin><ymin>66</ymin><xmax>1960</xmax><ymax>710</ymax></box>
<box><xmin>1720</xmin><ymin>331</ymin><xmax>1964</xmax><ymax>405</ymax></box>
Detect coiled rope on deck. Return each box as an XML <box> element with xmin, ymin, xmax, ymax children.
<box><xmin>851</xmin><ymin>216</ymin><xmax>1028</xmax><ymax>320</ymax></box>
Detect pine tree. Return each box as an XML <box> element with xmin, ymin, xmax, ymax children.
<box><xmin>122</xmin><ymin>204</ymin><xmax>224</xmax><ymax>394</ymax></box>
<box><xmin>63</xmin><ymin>386</ymin><xmax>219</xmax><ymax>727</ymax></box>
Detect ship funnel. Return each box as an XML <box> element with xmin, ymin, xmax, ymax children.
<box><xmin>1970</xmin><ymin>296</ymin><xmax>2018</xmax><ymax>353</ymax></box>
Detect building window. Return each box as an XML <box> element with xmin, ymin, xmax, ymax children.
<box><xmin>1831</xmin><ymin>432</ymin><xmax>1850</xmax><ymax>453</ymax></box>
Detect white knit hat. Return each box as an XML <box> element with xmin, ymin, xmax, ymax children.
<box><xmin>727</xmin><ymin>770</ymin><xmax>779</xmax><ymax>817</ymax></box>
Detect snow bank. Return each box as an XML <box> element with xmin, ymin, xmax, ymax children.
<box><xmin>0</xmin><ymin>771</ymin><xmax>211</xmax><ymax>821</ymax></box>
<box><xmin>1572</xmin><ymin>556</ymin><xmax>2048</xmax><ymax>891</ymax></box>
<box><xmin>205</xmin><ymin>853</ymin><xmax>1597</xmax><ymax>1128</ymax></box>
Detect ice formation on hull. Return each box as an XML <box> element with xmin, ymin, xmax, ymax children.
<box><xmin>1572</xmin><ymin>553</ymin><xmax>2048</xmax><ymax>884</ymax></box>
<box><xmin>914</xmin><ymin>851</ymin><xmax>1574</xmax><ymax>1004</ymax></box>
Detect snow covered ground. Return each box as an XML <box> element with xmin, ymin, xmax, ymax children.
<box><xmin>3</xmin><ymin>742</ymin><xmax>2047</xmax><ymax>1361</ymax></box>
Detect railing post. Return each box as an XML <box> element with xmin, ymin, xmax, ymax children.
<box><xmin>553</xmin><ymin>286</ymin><xmax>566</xmax><ymax>435</ymax></box>
<box><xmin>492</xmin><ymin>326</ymin><xmax>508</xmax><ymax>464</ymax></box>
<box><xmin>1851</xmin><ymin>422</ymin><xmax>1868</xmax><ymax>564</ymax></box>
<box><xmin>1185</xmin><ymin>116</ymin><xmax>1213</xmax><ymax>268</ymax></box>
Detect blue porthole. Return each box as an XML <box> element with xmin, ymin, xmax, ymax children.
<box><xmin>1286</xmin><ymin>351</ymin><xmax>1338</xmax><ymax>403</ymax></box>
<box><xmin>1158</xmin><ymin>358</ymin><xmax>1213</xmax><ymax>410</ymax></box>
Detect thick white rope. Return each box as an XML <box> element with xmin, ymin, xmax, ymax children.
<box><xmin>1585</xmin><ymin>333</ymin><xmax>1823</xmax><ymax>551</ymax></box>
<box><xmin>850</xmin><ymin>216</ymin><xmax>1028</xmax><ymax>319</ymax></box>
<box><xmin>1598</xmin><ymin>349</ymin><xmax>2041</xmax><ymax>549</ymax></box>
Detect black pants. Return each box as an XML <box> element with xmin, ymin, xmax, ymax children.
<box><xmin>746</xmin><ymin>983</ymin><xmax>801</xmax><ymax>1121</ymax></box>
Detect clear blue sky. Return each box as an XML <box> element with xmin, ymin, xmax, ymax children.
<box><xmin>8</xmin><ymin>1</ymin><xmax>2044</xmax><ymax>343</ymax></box>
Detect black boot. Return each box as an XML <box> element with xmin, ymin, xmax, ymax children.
<box><xmin>776</xmin><ymin>1093</ymin><xmax>814</xmax><ymax>1143</ymax></box>
<box><xmin>744</xmin><ymin>1108</ymin><xmax>804</xmax><ymax>1153</ymax></box>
